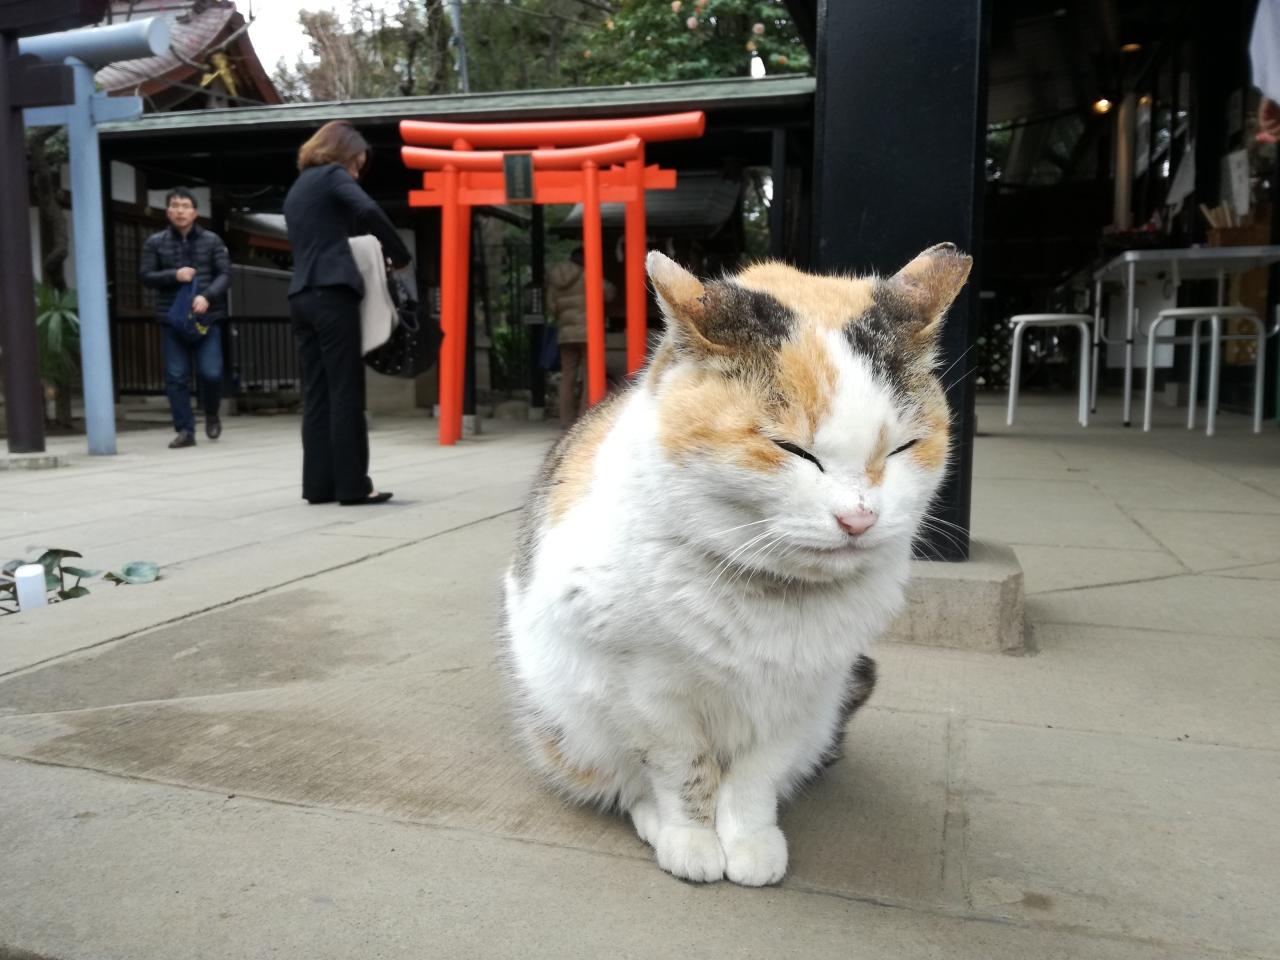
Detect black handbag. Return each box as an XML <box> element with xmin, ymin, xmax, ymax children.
<box><xmin>364</xmin><ymin>271</ymin><xmax>442</xmax><ymax>379</ymax></box>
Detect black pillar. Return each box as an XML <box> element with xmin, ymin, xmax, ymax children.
<box><xmin>769</xmin><ymin>127</ymin><xmax>787</xmax><ymax>259</ymax></box>
<box><xmin>0</xmin><ymin>35</ymin><xmax>46</xmax><ymax>453</ymax></box>
<box><xmin>528</xmin><ymin>205</ymin><xmax>547</xmax><ymax>412</ymax></box>
<box><xmin>812</xmin><ymin>0</ymin><xmax>990</xmax><ymax>561</ymax></box>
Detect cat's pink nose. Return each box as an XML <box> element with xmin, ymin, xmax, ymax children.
<box><xmin>836</xmin><ymin>509</ymin><xmax>878</xmax><ymax>536</ymax></box>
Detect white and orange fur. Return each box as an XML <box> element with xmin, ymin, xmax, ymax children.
<box><xmin>502</xmin><ymin>244</ymin><xmax>971</xmax><ymax>885</ymax></box>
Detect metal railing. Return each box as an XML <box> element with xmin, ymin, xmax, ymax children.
<box><xmin>111</xmin><ymin>317</ymin><xmax>300</xmax><ymax>396</ymax></box>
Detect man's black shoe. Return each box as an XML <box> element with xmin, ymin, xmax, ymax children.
<box><xmin>169</xmin><ymin>432</ymin><xmax>196</xmax><ymax>449</ymax></box>
<box><xmin>206</xmin><ymin>415</ymin><xmax>222</xmax><ymax>440</ymax></box>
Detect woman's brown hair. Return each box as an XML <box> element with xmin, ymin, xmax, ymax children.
<box><xmin>297</xmin><ymin>121</ymin><xmax>369</xmax><ymax>173</ymax></box>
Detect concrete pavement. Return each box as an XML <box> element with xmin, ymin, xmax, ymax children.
<box><xmin>1</xmin><ymin>397</ymin><xmax>1278</xmax><ymax>959</ymax></box>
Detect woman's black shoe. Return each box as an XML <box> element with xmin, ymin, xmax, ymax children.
<box><xmin>339</xmin><ymin>491</ymin><xmax>393</xmax><ymax>506</ymax></box>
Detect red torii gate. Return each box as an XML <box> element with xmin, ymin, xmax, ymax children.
<box><xmin>400</xmin><ymin>111</ymin><xmax>706</xmax><ymax>445</ymax></box>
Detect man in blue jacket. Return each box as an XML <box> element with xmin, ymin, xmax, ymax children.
<box><xmin>140</xmin><ymin>188</ymin><xmax>231</xmax><ymax>448</ymax></box>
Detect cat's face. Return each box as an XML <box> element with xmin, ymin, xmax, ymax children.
<box><xmin>646</xmin><ymin>246</ymin><xmax>970</xmax><ymax>583</ymax></box>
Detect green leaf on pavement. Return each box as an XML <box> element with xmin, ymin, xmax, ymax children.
<box><xmin>38</xmin><ymin>548</ymin><xmax>83</xmax><ymax>574</ymax></box>
<box><xmin>121</xmin><ymin>561</ymin><xmax>159</xmax><ymax>583</ymax></box>
<box><xmin>112</xmin><ymin>561</ymin><xmax>160</xmax><ymax>585</ymax></box>
<box><xmin>62</xmin><ymin>566</ymin><xmax>102</xmax><ymax>579</ymax></box>
<box><xmin>58</xmin><ymin>586</ymin><xmax>90</xmax><ymax>600</ymax></box>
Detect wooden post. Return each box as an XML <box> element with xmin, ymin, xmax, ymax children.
<box><xmin>624</xmin><ymin>149</ymin><xmax>648</xmax><ymax>374</ymax></box>
<box><xmin>438</xmin><ymin>164</ymin><xmax>461</xmax><ymax>445</ymax></box>
<box><xmin>582</xmin><ymin>160</ymin><xmax>606</xmax><ymax>405</ymax></box>
<box><xmin>0</xmin><ymin>35</ymin><xmax>46</xmax><ymax>452</ymax></box>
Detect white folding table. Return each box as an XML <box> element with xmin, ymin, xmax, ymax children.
<box><xmin>1091</xmin><ymin>245</ymin><xmax>1280</xmax><ymax>425</ymax></box>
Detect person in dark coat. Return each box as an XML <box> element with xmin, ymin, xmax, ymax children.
<box><xmin>140</xmin><ymin>187</ymin><xmax>231</xmax><ymax>449</ymax></box>
<box><xmin>283</xmin><ymin>121</ymin><xmax>412</xmax><ymax>505</ymax></box>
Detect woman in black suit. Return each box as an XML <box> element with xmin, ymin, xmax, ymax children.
<box><xmin>284</xmin><ymin>121</ymin><xmax>412</xmax><ymax>505</ymax></box>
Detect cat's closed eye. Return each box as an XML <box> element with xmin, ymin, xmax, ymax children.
<box><xmin>888</xmin><ymin>438</ymin><xmax>920</xmax><ymax>457</ymax></box>
<box><xmin>772</xmin><ymin>439</ymin><xmax>825</xmax><ymax>472</ymax></box>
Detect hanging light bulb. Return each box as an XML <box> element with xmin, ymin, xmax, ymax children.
<box><xmin>1093</xmin><ymin>98</ymin><xmax>1114</xmax><ymax>114</ymax></box>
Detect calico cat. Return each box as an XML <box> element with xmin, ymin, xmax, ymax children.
<box><xmin>502</xmin><ymin>244</ymin><xmax>970</xmax><ymax>886</ymax></box>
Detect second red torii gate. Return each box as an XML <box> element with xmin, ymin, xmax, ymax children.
<box><xmin>400</xmin><ymin>111</ymin><xmax>706</xmax><ymax>445</ymax></box>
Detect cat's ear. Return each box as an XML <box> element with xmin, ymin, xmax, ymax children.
<box><xmin>646</xmin><ymin>251</ymin><xmax>731</xmax><ymax>355</ymax></box>
<box><xmin>888</xmin><ymin>242</ymin><xmax>972</xmax><ymax>343</ymax></box>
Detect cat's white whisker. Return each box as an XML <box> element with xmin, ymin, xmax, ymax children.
<box><xmin>916</xmin><ymin>520</ymin><xmax>966</xmax><ymax>556</ymax></box>
<box><xmin>706</xmin><ymin>529</ymin><xmax>776</xmax><ymax>595</ymax></box>
<box><xmin>935</xmin><ymin>339</ymin><xmax>980</xmax><ymax>383</ymax></box>
<box><xmin>713</xmin><ymin>533</ymin><xmax>782</xmax><ymax>601</ymax></box>
<box><xmin>706</xmin><ymin>516</ymin><xmax>780</xmax><ymax>540</ymax></box>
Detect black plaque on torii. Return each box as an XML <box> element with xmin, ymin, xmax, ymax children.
<box><xmin>0</xmin><ymin>0</ymin><xmax>107</xmax><ymax>454</ymax></box>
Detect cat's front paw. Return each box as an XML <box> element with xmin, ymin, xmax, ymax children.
<box><xmin>722</xmin><ymin>826</ymin><xmax>788</xmax><ymax>886</ymax></box>
<box><xmin>655</xmin><ymin>825</ymin><xmax>725</xmax><ymax>882</ymax></box>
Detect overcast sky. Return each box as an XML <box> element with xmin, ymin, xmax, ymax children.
<box><xmin>246</xmin><ymin>0</ymin><xmax>399</xmax><ymax>72</ymax></box>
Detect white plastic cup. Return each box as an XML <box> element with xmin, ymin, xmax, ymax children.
<box><xmin>15</xmin><ymin>564</ymin><xmax>48</xmax><ymax>612</ymax></box>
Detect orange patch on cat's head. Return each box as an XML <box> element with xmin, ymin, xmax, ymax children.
<box><xmin>658</xmin><ymin>368</ymin><xmax>786</xmax><ymax>472</ymax></box>
<box><xmin>900</xmin><ymin>378</ymin><xmax>952</xmax><ymax>474</ymax></box>
<box><xmin>771</xmin><ymin>325</ymin><xmax>837</xmax><ymax>442</ymax></box>
<box><xmin>909</xmin><ymin>405</ymin><xmax>951</xmax><ymax>473</ymax></box>
<box><xmin>865</xmin><ymin>426</ymin><xmax>891</xmax><ymax>487</ymax></box>
<box><xmin>736</xmin><ymin>261</ymin><xmax>875</xmax><ymax>332</ymax></box>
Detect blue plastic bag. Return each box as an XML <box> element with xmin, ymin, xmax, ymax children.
<box><xmin>166</xmin><ymin>280</ymin><xmax>211</xmax><ymax>343</ymax></box>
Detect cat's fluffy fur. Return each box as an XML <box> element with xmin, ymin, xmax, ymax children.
<box><xmin>502</xmin><ymin>245</ymin><xmax>971</xmax><ymax>885</ymax></box>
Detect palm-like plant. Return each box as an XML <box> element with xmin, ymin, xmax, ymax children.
<box><xmin>34</xmin><ymin>283</ymin><xmax>79</xmax><ymax>425</ymax></box>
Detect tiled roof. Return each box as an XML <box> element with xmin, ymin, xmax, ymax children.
<box><xmin>100</xmin><ymin>74</ymin><xmax>814</xmax><ymax>136</ymax></box>
<box><xmin>95</xmin><ymin>0</ymin><xmax>279</xmax><ymax>104</ymax></box>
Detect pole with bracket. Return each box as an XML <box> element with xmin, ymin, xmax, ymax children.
<box><xmin>20</xmin><ymin>17</ymin><xmax>167</xmax><ymax>455</ymax></box>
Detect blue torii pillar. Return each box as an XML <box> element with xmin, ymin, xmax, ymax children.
<box><xmin>20</xmin><ymin>17</ymin><xmax>168</xmax><ymax>455</ymax></box>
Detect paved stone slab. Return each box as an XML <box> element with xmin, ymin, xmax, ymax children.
<box><xmin>1128</xmin><ymin>508</ymin><xmax>1280</xmax><ymax>571</ymax></box>
<box><xmin>971</xmin><ymin>478</ymin><xmax>1162</xmax><ymax>550</ymax></box>
<box><xmin>0</xmin><ymin>529</ymin><xmax>413</xmax><ymax>675</ymax></box>
<box><xmin>3</xmin><ymin>761</ymin><xmax>1228</xmax><ymax>960</ymax></box>
<box><xmin>0</xmin><ymin>634</ymin><xmax>951</xmax><ymax>910</ymax></box>
<box><xmin>1078</xmin><ymin>458</ymin><xmax>1280</xmax><ymax>515</ymax></box>
<box><xmin>880</xmin><ymin>623</ymin><xmax>1280</xmax><ymax>751</ymax></box>
<box><xmin>1213</xmin><ymin>559</ymin><xmax>1280</xmax><ymax>580</ymax></box>
<box><xmin>1008</xmin><ymin>543</ymin><xmax>1185</xmax><ymax>594</ymax></box>
<box><xmin>971</xmin><ymin>437</ymin><xmax>1072</xmax><ymax>481</ymax></box>
<box><xmin>963</xmin><ymin>721</ymin><xmax>1280</xmax><ymax>957</ymax></box>
<box><xmin>0</xmin><ymin>452</ymin><xmax>68</xmax><ymax>470</ymax></box>
<box><xmin>1028</xmin><ymin>572</ymin><xmax>1280</xmax><ymax>639</ymax></box>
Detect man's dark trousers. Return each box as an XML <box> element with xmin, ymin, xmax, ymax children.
<box><xmin>163</xmin><ymin>323</ymin><xmax>223</xmax><ymax>436</ymax></box>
